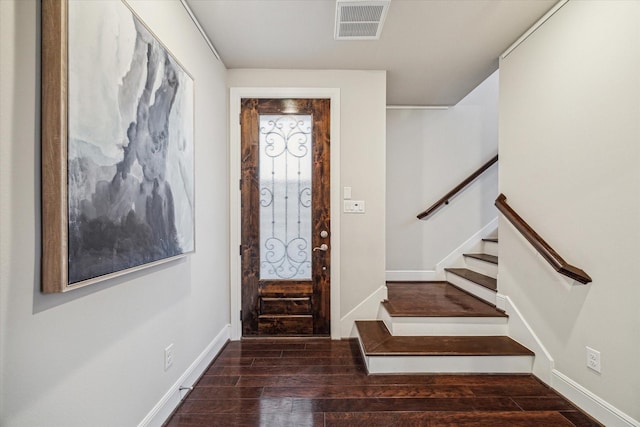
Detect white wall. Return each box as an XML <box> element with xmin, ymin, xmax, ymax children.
<box><xmin>499</xmin><ymin>1</ymin><xmax>640</xmax><ymax>423</ymax></box>
<box><xmin>227</xmin><ymin>70</ymin><xmax>386</xmax><ymax>320</ymax></box>
<box><xmin>386</xmin><ymin>72</ymin><xmax>498</xmax><ymax>272</ymax></box>
<box><xmin>0</xmin><ymin>1</ymin><xmax>229</xmax><ymax>426</ymax></box>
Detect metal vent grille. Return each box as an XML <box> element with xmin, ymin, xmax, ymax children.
<box><xmin>335</xmin><ymin>0</ymin><xmax>391</xmax><ymax>40</ymax></box>
<box><xmin>340</xmin><ymin>5</ymin><xmax>384</xmax><ymax>22</ymax></box>
<box><xmin>338</xmin><ymin>22</ymin><xmax>380</xmax><ymax>38</ymax></box>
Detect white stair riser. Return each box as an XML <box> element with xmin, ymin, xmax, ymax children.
<box><xmin>445</xmin><ymin>273</ymin><xmax>497</xmax><ymax>305</ymax></box>
<box><xmin>483</xmin><ymin>240</ymin><xmax>499</xmax><ymax>256</ymax></box>
<box><xmin>379</xmin><ymin>306</ymin><xmax>507</xmax><ymax>336</ymax></box>
<box><xmin>463</xmin><ymin>257</ymin><xmax>498</xmax><ymax>278</ymax></box>
<box><xmin>365</xmin><ymin>354</ymin><xmax>533</xmax><ymax>374</ymax></box>
<box><xmin>356</xmin><ymin>330</ymin><xmax>369</xmax><ymax>366</ymax></box>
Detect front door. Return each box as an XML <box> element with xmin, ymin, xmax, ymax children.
<box><xmin>240</xmin><ymin>98</ymin><xmax>330</xmax><ymax>336</ymax></box>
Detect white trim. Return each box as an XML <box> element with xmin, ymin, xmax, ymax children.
<box><xmin>386</xmin><ymin>105</ymin><xmax>449</xmax><ymax>110</ymax></box>
<box><xmin>435</xmin><ymin>217</ymin><xmax>498</xmax><ymax>275</ymax></box>
<box><xmin>380</xmin><ymin>305</ymin><xmax>507</xmax><ymax>336</ymax></box>
<box><xmin>500</xmin><ymin>0</ymin><xmax>569</xmax><ymax>60</ymax></box>
<box><xmin>229</xmin><ymin>88</ymin><xmax>341</xmax><ymax>340</ymax></box>
<box><xmin>495</xmin><ymin>292</ymin><xmax>507</xmax><ymax>312</ymax></box>
<box><xmin>340</xmin><ymin>284</ymin><xmax>387</xmax><ymax>338</ymax></box>
<box><xmin>551</xmin><ymin>370</ymin><xmax>640</xmax><ymax>427</ymax></box>
<box><xmin>385</xmin><ymin>270</ymin><xmax>438</xmax><ymax>281</ymax></box>
<box><xmin>503</xmin><ymin>295</ymin><xmax>554</xmax><ymax>383</ymax></box>
<box><xmin>178</xmin><ymin>0</ymin><xmax>222</xmax><ymax>61</ymax></box>
<box><xmin>138</xmin><ymin>324</ymin><xmax>230</xmax><ymax>427</ymax></box>
<box><xmin>366</xmin><ymin>354</ymin><xmax>533</xmax><ymax>374</ymax></box>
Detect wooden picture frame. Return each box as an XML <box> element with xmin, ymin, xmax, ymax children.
<box><xmin>41</xmin><ymin>0</ymin><xmax>195</xmax><ymax>293</ymax></box>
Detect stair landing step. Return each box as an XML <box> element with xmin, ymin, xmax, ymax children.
<box><xmin>356</xmin><ymin>321</ymin><xmax>533</xmax><ymax>357</ymax></box>
<box><xmin>445</xmin><ymin>268</ymin><xmax>497</xmax><ymax>292</ymax></box>
<box><xmin>383</xmin><ymin>282</ymin><xmax>505</xmax><ymax>318</ymax></box>
<box><xmin>464</xmin><ymin>253</ymin><xmax>498</xmax><ymax>264</ymax></box>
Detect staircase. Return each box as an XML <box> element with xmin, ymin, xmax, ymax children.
<box><xmin>356</xmin><ymin>235</ymin><xmax>535</xmax><ymax>374</ymax></box>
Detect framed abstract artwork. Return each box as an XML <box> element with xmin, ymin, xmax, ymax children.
<box><xmin>41</xmin><ymin>0</ymin><xmax>195</xmax><ymax>292</ymax></box>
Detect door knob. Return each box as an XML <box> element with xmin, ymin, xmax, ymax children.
<box><xmin>313</xmin><ymin>243</ymin><xmax>329</xmax><ymax>252</ymax></box>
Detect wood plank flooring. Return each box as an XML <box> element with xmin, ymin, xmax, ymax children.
<box><xmin>164</xmin><ymin>338</ymin><xmax>602</xmax><ymax>426</ymax></box>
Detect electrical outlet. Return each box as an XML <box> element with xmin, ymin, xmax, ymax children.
<box><xmin>586</xmin><ymin>346</ymin><xmax>601</xmax><ymax>373</ymax></box>
<box><xmin>165</xmin><ymin>344</ymin><xmax>175</xmax><ymax>371</ymax></box>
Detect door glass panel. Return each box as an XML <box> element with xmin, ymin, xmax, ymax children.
<box><xmin>259</xmin><ymin>114</ymin><xmax>312</xmax><ymax>280</ymax></box>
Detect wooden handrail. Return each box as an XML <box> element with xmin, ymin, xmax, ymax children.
<box><xmin>417</xmin><ymin>154</ymin><xmax>498</xmax><ymax>220</ymax></box>
<box><xmin>495</xmin><ymin>194</ymin><xmax>592</xmax><ymax>284</ymax></box>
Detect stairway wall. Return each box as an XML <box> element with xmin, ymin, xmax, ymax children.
<box><xmin>499</xmin><ymin>1</ymin><xmax>640</xmax><ymax>423</ymax></box>
<box><xmin>386</xmin><ymin>71</ymin><xmax>499</xmax><ymax>276</ymax></box>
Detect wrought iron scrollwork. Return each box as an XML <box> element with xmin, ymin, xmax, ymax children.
<box><xmin>259</xmin><ymin>115</ymin><xmax>312</xmax><ymax>280</ymax></box>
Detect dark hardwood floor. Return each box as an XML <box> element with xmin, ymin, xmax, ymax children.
<box><xmin>164</xmin><ymin>338</ymin><xmax>602</xmax><ymax>427</ymax></box>
<box><xmin>383</xmin><ymin>282</ymin><xmax>506</xmax><ymax>317</ymax></box>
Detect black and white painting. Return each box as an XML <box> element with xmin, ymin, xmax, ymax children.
<box><xmin>67</xmin><ymin>0</ymin><xmax>194</xmax><ymax>284</ymax></box>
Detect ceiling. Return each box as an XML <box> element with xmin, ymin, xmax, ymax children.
<box><xmin>185</xmin><ymin>0</ymin><xmax>558</xmax><ymax>106</ymax></box>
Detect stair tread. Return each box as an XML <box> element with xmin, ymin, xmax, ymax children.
<box><xmin>384</xmin><ymin>282</ymin><xmax>506</xmax><ymax>318</ymax></box>
<box><xmin>464</xmin><ymin>253</ymin><xmax>498</xmax><ymax>264</ymax></box>
<box><xmin>483</xmin><ymin>237</ymin><xmax>499</xmax><ymax>243</ymax></box>
<box><xmin>356</xmin><ymin>321</ymin><xmax>533</xmax><ymax>356</ymax></box>
<box><xmin>445</xmin><ymin>268</ymin><xmax>497</xmax><ymax>292</ymax></box>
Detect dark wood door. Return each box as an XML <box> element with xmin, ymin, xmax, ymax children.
<box><xmin>240</xmin><ymin>98</ymin><xmax>330</xmax><ymax>336</ymax></box>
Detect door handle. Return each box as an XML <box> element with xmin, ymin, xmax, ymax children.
<box><xmin>313</xmin><ymin>244</ymin><xmax>329</xmax><ymax>252</ymax></box>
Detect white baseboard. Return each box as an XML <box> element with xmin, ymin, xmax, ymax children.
<box><xmin>385</xmin><ymin>270</ymin><xmax>438</xmax><ymax>281</ymax></box>
<box><xmin>340</xmin><ymin>285</ymin><xmax>387</xmax><ymax>338</ymax></box>
<box><xmin>502</xmin><ymin>295</ymin><xmax>639</xmax><ymax>426</ymax></box>
<box><xmin>435</xmin><ymin>217</ymin><xmax>498</xmax><ymax>275</ymax></box>
<box><xmin>139</xmin><ymin>324</ymin><xmax>231</xmax><ymax>427</ymax></box>
<box><xmin>503</xmin><ymin>295</ymin><xmax>554</xmax><ymax>383</ymax></box>
<box><xmin>551</xmin><ymin>370</ymin><xmax>640</xmax><ymax>427</ymax></box>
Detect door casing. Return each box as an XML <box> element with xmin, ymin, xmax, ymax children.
<box><xmin>229</xmin><ymin>87</ymin><xmax>341</xmax><ymax>340</ymax></box>
<box><xmin>240</xmin><ymin>98</ymin><xmax>330</xmax><ymax>336</ymax></box>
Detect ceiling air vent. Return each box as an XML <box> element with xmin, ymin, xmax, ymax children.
<box><xmin>335</xmin><ymin>0</ymin><xmax>391</xmax><ymax>40</ymax></box>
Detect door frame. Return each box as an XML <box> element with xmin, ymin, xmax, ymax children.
<box><xmin>229</xmin><ymin>87</ymin><xmax>341</xmax><ymax>340</ymax></box>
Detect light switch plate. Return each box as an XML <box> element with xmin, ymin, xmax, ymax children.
<box><xmin>343</xmin><ymin>186</ymin><xmax>352</xmax><ymax>200</ymax></box>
